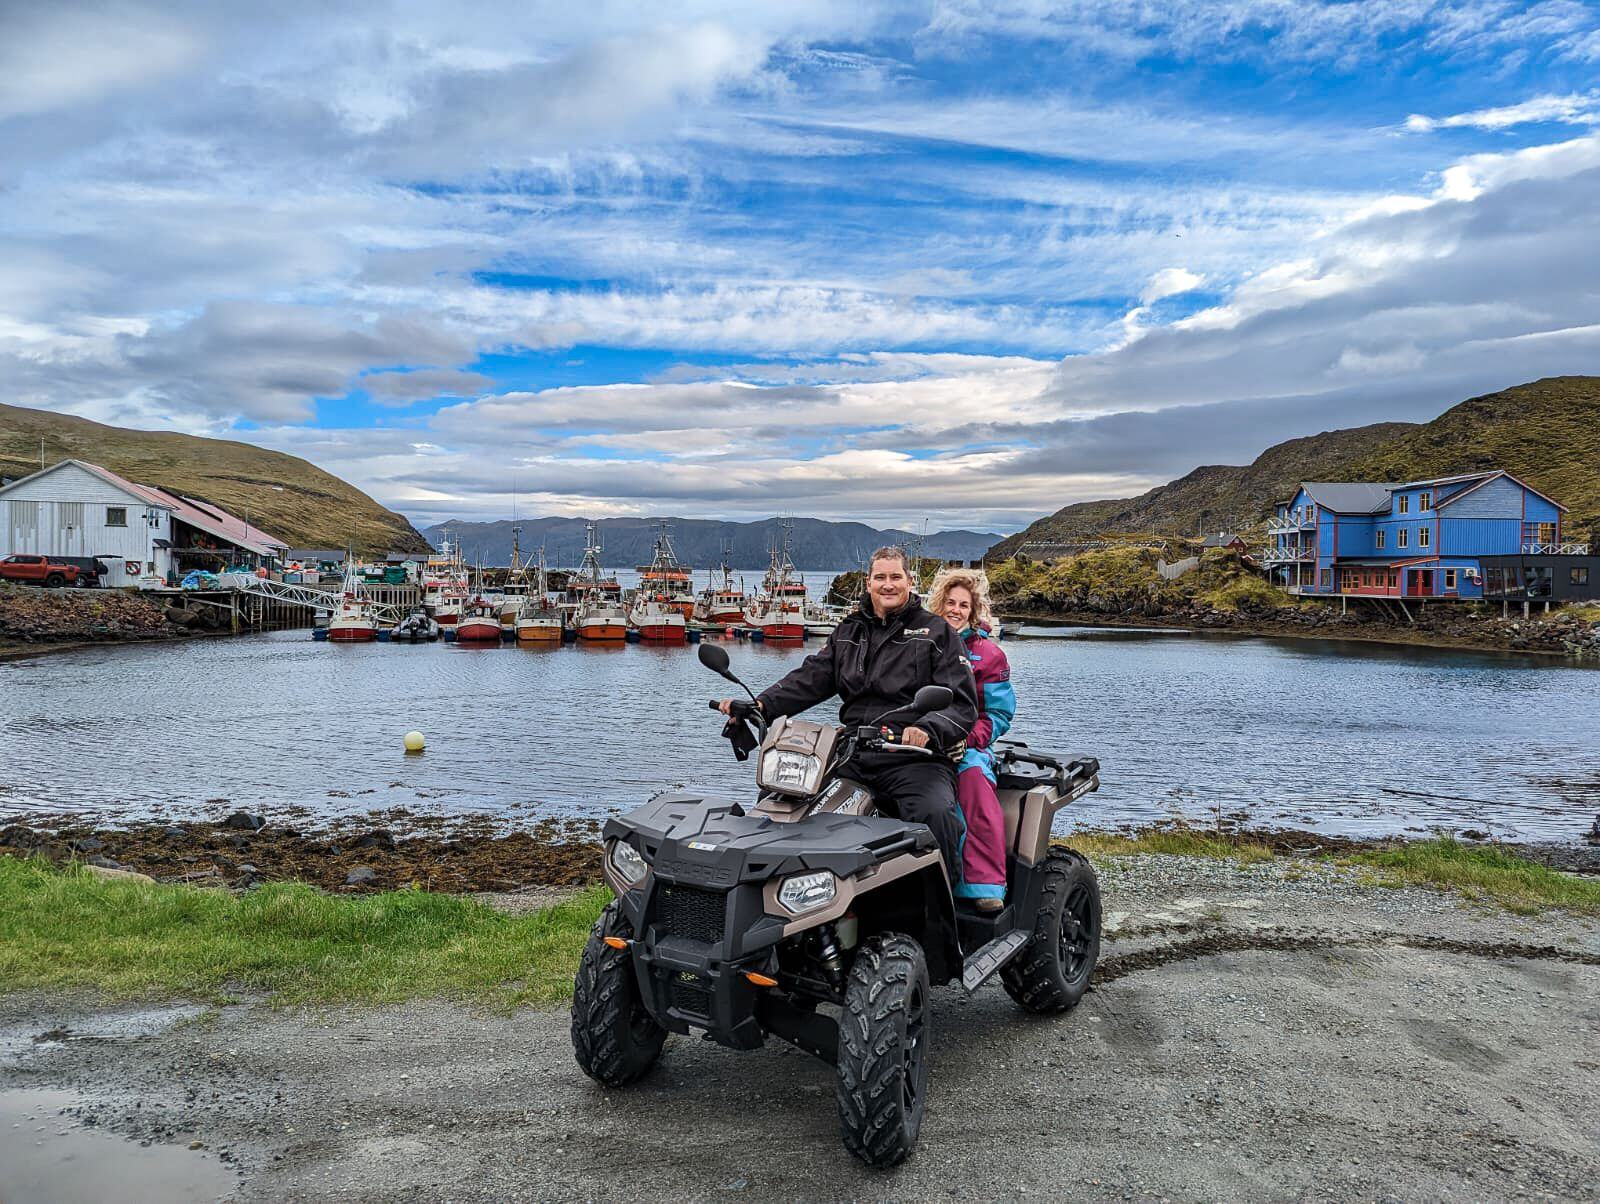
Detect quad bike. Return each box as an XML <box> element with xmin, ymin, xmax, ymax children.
<box><xmin>571</xmin><ymin>642</ymin><xmax>1102</xmax><ymax>1167</ymax></box>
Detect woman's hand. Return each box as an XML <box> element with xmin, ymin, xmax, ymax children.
<box><xmin>899</xmin><ymin>725</ymin><xmax>931</xmax><ymax>749</ymax></box>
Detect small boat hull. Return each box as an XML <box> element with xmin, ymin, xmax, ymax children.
<box><xmin>755</xmin><ymin>623</ymin><xmax>805</xmax><ymax>640</ymax></box>
<box><xmin>327</xmin><ymin>624</ymin><xmax>379</xmax><ymax>642</ymax></box>
<box><xmin>516</xmin><ymin>621</ymin><xmax>563</xmax><ymax>643</ymax></box>
<box><xmin>634</xmin><ymin>622</ymin><xmax>687</xmax><ymax>643</ymax></box>
<box><xmin>577</xmin><ymin>621</ymin><xmax>627</xmax><ymax>642</ymax></box>
<box><xmin>455</xmin><ymin>619</ymin><xmax>504</xmax><ymax>643</ymax></box>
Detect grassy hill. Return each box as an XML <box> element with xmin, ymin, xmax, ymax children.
<box><xmin>989</xmin><ymin>377</ymin><xmax>1600</xmax><ymax>559</ymax></box>
<box><xmin>0</xmin><ymin>403</ymin><xmax>429</xmax><ymax>554</ymax></box>
<box><xmin>985</xmin><ymin>421</ymin><xmax>1408</xmax><ymax>558</ymax></box>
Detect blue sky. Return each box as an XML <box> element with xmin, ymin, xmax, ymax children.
<box><xmin>2</xmin><ymin>2</ymin><xmax>1599</xmax><ymax>532</ymax></box>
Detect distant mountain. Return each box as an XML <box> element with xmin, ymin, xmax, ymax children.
<box><xmin>420</xmin><ymin>516</ymin><xmax>1002</xmax><ymax>569</ymax></box>
<box><xmin>0</xmin><ymin>402</ymin><xmax>431</xmax><ymax>554</ymax></box>
<box><xmin>988</xmin><ymin>376</ymin><xmax>1600</xmax><ymax>559</ymax></box>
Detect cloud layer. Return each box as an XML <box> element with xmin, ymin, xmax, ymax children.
<box><xmin>2</xmin><ymin>2</ymin><xmax>1599</xmax><ymax>533</ymax></box>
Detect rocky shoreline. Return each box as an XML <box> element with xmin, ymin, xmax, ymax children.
<box><xmin>4</xmin><ymin>811</ymin><xmax>1597</xmax><ymax>894</ymax></box>
<box><xmin>0</xmin><ymin>582</ymin><xmax>200</xmax><ymax>653</ymax></box>
<box><xmin>0</xmin><ymin>811</ymin><xmax>603</xmax><ymax>895</ymax></box>
<box><xmin>1001</xmin><ymin>597</ymin><xmax>1600</xmax><ymax>657</ymax></box>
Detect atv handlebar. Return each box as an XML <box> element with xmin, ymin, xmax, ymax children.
<box><xmin>711</xmin><ymin>699</ymin><xmax>761</xmax><ymax>720</ymax></box>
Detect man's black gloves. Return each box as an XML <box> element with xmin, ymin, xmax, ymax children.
<box><xmin>722</xmin><ymin>714</ymin><xmax>760</xmax><ymax>761</ymax></box>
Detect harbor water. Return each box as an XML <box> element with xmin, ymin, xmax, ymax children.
<box><xmin>2</xmin><ymin>625</ymin><xmax>1597</xmax><ymax>843</ymax></box>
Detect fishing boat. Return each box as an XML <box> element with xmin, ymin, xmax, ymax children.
<box><xmin>422</xmin><ymin>531</ymin><xmax>469</xmax><ymax>627</ymax></box>
<box><xmin>514</xmin><ymin>552</ymin><xmax>564</xmax><ymax>644</ymax></box>
<box><xmin>637</xmin><ymin>519</ymin><xmax>696</xmax><ymax>620</ymax></box>
<box><xmin>573</xmin><ymin>522</ymin><xmax>628</xmax><ymax>642</ymax></box>
<box><xmin>693</xmin><ymin>544</ymin><xmax>747</xmax><ymax>626</ymax></box>
<box><xmin>327</xmin><ymin>564</ymin><xmax>380</xmax><ymax>642</ymax></box>
<box><xmin>745</xmin><ymin>522</ymin><xmax>807</xmax><ymax>640</ymax></box>
<box><xmin>456</xmin><ymin>565</ymin><xmax>504</xmax><ymax>643</ymax></box>
<box><xmin>803</xmin><ymin>600</ymin><xmax>844</xmax><ymax>637</ymax></box>
<box><xmin>628</xmin><ymin>595</ymin><xmax>687</xmax><ymax>642</ymax></box>
<box><xmin>498</xmin><ymin>521</ymin><xmax>532</xmax><ymax>633</ymax></box>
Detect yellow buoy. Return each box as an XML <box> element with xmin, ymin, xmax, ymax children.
<box><xmin>403</xmin><ymin>730</ymin><xmax>426</xmax><ymax>753</ymax></box>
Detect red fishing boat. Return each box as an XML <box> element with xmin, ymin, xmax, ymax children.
<box><xmin>637</xmin><ymin>520</ymin><xmax>696</xmax><ymax>619</ymax></box>
<box><xmin>745</xmin><ymin>522</ymin><xmax>806</xmax><ymax>640</ymax></box>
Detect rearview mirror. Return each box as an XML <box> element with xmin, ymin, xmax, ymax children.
<box><xmin>697</xmin><ymin>642</ymin><xmax>738</xmax><ymax>681</ymax></box>
<box><xmin>909</xmin><ymin>684</ymin><xmax>953</xmax><ymax>715</ymax></box>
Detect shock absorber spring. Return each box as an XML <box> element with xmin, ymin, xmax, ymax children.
<box><xmin>816</xmin><ymin>922</ymin><xmax>844</xmax><ymax>992</ymax></box>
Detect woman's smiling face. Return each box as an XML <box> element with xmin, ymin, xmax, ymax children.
<box><xmin>941</xmin><ymin>584</ymin><xmax>973</xmax><ymax>632</ymax></box>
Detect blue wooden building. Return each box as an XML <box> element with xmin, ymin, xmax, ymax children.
<box><xmin>1263</xmin><ymin>471</ymin><xmax>1598</xmax><ymax>605</ymax></box>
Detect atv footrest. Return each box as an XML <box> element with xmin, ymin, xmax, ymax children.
<box><xmin>961</xmin><ymin>930</ymin><xmax>1029</xmax><ymax>993</ymax></box>
<box><xmin>955</xmin><ymin>903</ymin><xmax>1014</xmax><ymax>952</ymax></box>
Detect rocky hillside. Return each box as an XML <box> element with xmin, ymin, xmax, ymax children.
<box><xmin>424</xmin><ymin>516</ymin><xmax>1000</xmax><ymax>570</ymax></box>
<box><xmin>0</xmin><ymin>403</ymin><xmax>430</xmax><ymax>554</ymax></box>
<box><xmin>989</xmin><ymin>376</ymin><xmax>1600</xmax><ymax>559</ymax></box>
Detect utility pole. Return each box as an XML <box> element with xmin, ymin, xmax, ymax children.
<box><xmin>39</xmin><ymin>437</ymin><xmax>46</xmax><ymax>471</ymax></box>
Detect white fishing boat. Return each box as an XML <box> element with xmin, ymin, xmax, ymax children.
<box><xmin>326</xmin><ymin>563</ymin><xmax>380</xmax><ymax>642</ymax></box>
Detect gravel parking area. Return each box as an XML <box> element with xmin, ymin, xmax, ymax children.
<box><xmin>3</xmin><ymin>857</ymin><xmax>1598</xmax><ymax>1202</ymax></box>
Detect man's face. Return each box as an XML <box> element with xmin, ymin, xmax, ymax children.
<box><xmin>868</xmin><ymin>557</ymin><xmax>912</xmax><ymax>616</ymax></box>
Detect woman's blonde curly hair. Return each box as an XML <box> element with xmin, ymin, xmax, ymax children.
<box><xmin>927</xmin><ymin>566</ymin><xmax>994</xmax><ymax>633</ymax></box>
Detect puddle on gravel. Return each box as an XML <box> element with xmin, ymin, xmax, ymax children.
<box><xmin>0</xmin><ymin>1088</ymin><xmax>237</xmax><ymax>1203</ymax></box>
<box><xmin>0</xmin><ymin>1004</ymin><xmax>206</xmax><ymax>1066</ymax></box>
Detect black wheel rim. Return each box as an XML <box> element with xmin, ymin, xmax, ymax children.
<box><xmin>1058</xmin><ymin>884</ymin><xmax>1095</xmax><ymax>982</ymax></box>
<box><xmin>902</xmin><ymin>981</ymin><xmax>927</xmax><ymax>1116</ymax></box>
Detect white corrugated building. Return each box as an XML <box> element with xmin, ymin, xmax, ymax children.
<box><xmin>0</xmin><ymin>459</ymin><xmax>287</xmax><ymax>587</ymax></box>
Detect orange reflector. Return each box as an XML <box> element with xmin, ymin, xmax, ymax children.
<box><xmin>745</xmin><ymin>972</ymin><xmax>779</xmax><ymax>988</ymax></box>
<box><xmin>603</xmin><ymin>936</ymin><xmax>629</xmax><ymax>950</ymax></box>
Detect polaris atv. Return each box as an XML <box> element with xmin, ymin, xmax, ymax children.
<box><xmin>571</xmin><ymin>642</ymin><xmax>1102</xmax><ymax>1168</ymax></box>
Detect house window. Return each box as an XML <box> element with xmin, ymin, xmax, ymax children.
<box><xmin>1444</xmin><ymin>569</ymin><xmax>1457</xmax><ymax>590</ymax></box>
<box><xmin>1389</xmin><ymin>572</ymin><xmax>1398</xmax><ymax>588</ymax></box>
<box><xmin>1398</xmin><ymin>495</ymin><xmax>1410</xmax><ymax>515</ymax></box>
<box><xmin>1376</xmin><ymin>530</ymin><xmax>1385</xmax><ymax>550</ymax></box>
<box><xmin>1418</xmin><ymin>527</ymin><xmax>1430</xmax><ymax>548</ymax></box>
<box><xmin>1398</xmin><ymin>529</ymin><xmax>1408</xmax><ymax>549</ymax></box>
<box><xmin>1320</xmin><ymin>569</ymin><xmax>1331</xmax><ymax>590</ymax></box>
<box><xmin>1419</xmin><ymin>491</ymin><xmax>1432</xmax><ymax>510</ymax></box>
<box><xmin>1574</xmin><ymin>568</ymin><xmax>1591</xmax><ymax>587</ymax></box>
<box><xmin>106</xmin><ymin>507</ymin><xmax>127</xmax><ymax>527</ymax></box>
<box><xmin>1535</xmin><ymin>522</ymin><xmax>1556</xmax><ymax>544</ymax></box>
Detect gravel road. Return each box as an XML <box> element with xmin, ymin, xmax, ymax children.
<box><xmin>3</xmin><ymin>858</ymin><xmax>1598</xmax><ymax>1202</ymax></box>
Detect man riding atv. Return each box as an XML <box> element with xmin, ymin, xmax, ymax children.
<box><xmin>719</xmin><ymin>545</ymin><xmax>978</xmax><ymax>877</ymax></box>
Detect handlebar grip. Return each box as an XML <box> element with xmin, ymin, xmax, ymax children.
<box><xmin>707</xmin><ymin>699</ymin><xmax>721</xmax><ymax>710</ymax></box>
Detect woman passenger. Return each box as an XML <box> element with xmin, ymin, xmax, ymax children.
<box><xmin>927</xmin><ymin>568</ymin><xmax>1014</xmax><ymax>913</ymax></box>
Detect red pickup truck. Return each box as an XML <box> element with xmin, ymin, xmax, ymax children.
<box><xmin>0</xmin><ymin>554</ymin><xmax>81</xmax><ymax>587</ymax></box>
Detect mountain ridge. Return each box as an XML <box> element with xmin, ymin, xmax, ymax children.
<box><xmin>421</xmin><ymin>516</ymin><xmax>1001</xmax><ymax>570</ymax></box>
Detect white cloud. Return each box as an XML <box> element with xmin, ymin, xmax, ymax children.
<box><xmin>1405</xmin><ymin>91</ymin><xmax>1600</xmax><ymax>132</ymax></box>
<box><xmin>1139</xmin><ymin>268</ymin><xmax>1205</xmax><ymax>305</ymax></box>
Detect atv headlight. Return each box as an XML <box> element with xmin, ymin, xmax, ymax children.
<box><xmin>609</xmin><ymin>840</ymin><xmax>648</xmax><ymax>888</ymax></box>
<box><xmin>759</xmin><ymin>750</ymin><xmax>823</xmax><ymax>795</ymax></box>
<box><xmin>777</xmin><ymin>870</ymin><xmax>836</xmax><ymax>915</ymax></box>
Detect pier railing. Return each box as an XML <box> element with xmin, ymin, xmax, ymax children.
<box><xmin>233</xmin><ymin>577</ymin><xmax>408</xmax><ymax>623</ymax></box>
<box><xmin>1521</xmin><ymin>541</ymin><xmax>1590</xmax><ymax>556</ymax></box>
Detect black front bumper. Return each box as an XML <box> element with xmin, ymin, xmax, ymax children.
<box><xmin>618</xmin><ymin>879</ymin><xmax>780</xmax><ymax>1050</ymax></box>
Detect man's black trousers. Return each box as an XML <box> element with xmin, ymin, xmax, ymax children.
<box><xmin>846</xmin><ymin>751</ymin><xmax>962</xmax><ymax>878</ymax></box>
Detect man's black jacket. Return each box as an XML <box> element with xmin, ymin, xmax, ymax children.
<box><xmin>755</xmin><ymin>594</ymin><xmax>979</xmax><ymax>754</ymax></box>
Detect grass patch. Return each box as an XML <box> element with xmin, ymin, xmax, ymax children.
<box><xmin>1066</xmin><ymin>828</ymin><xmax>1276</xmax><ymax>864</ymax></box>
<box><xmin>1344</xmin><ymin>837</ymin><xmax>1600</xmax><ymax>915</ymax></box>
<box><xmin>0</xmin><ymin>856</ymin><xmax>608</xmax><ymax>1008</ymax></box>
